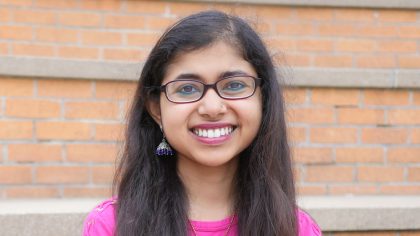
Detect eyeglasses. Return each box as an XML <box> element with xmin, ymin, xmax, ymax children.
<box><xmin>157</xmin><ymin>75</ymin><xmax>262</xmax><ymax>104</ymax></box>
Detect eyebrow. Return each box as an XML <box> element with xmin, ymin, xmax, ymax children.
<box><xmin>174</xmin><ymin>70</ymin><xmax>250</xmax><ymax>81</ymax></box>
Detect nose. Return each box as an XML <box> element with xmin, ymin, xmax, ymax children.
<box><xmin>197</xmin><ymin>88</ymin><xmax>227</xmax><ymax>118</ymax></box>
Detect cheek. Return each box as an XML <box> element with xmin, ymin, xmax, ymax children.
<box><xmin>237</xmin><ymin>97</ymin><xmax>262</xmax><ymax>132</ymax></box>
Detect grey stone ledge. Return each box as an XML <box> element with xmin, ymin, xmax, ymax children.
<box><xmin>0</xmin><ymin>196</ymin><xmax>419</xmax><ymax>235</ymax></box>
<box><xmin>188</xmin><ymin>0</ymin><xmax>420</xmax><ymax>9</ymax></box>
<box><xmin>0</xmin><ymin>56</ymin><xmax>419</xmax><ymax>89</ymax></box>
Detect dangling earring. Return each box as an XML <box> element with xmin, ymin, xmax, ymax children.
<box><xmin>156</xmin><ymin>125</ymin><xmax>174</xmax><ymax>157</ymax></box>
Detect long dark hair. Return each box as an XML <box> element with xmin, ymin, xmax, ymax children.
<box><xmin>114</xmin><ymin>10</ymin><xmax>297</xmax><ymax>236</ymax></box>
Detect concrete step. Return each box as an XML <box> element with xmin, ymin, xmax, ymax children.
<box><xmin>0</xmin><ymin>196</ymin><xmax>419</xmax><ymax>235</ymax></box>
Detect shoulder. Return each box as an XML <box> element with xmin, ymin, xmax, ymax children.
<box><xmin>297</xmin><ymin>209</ymin><xmax>322</xmax><ymax>236</ymax></box>
<box><xmin>83</xmin><ymin>197</ymin><xmax>117</xmax><ymax>236</ymax></box>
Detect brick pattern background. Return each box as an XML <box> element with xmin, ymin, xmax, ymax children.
<box><xmin>0</xmin><ymin>1</ymin><xmax>419</xmax><ymax>68</ymax></box>
<box><xmin>0</xmin><ymin>0</ymin><xmax>419</xmax><ymax>199</ymax></box>
<box><xmin>0</xmin><ymin>77</ymin><xmax>418</xmax><ymax>198</ymax></box>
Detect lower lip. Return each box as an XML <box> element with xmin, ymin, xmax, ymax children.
<box><xmin>190</xmin><ymin>130</ymin><xmax>233</xmax><ymax>145</ymax></box>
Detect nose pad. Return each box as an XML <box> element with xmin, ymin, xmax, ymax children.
<box><xmin>197</xmin><ymin>88</ymin><xmax>227</xmax><ymax>117</ymax></box>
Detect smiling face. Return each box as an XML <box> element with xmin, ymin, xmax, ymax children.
<box><xmin>149</xmin><ymin>40</ymin><xmax>262</xmax><ymax>169</ymax></box>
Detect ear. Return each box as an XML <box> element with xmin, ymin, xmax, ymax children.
<box><xmin>146</xmin><ymin>99</ymin><xmax>162</xmax><ymax>126</ymax></box>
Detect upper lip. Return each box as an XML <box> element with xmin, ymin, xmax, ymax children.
<box><xmin>191</xmin><ymin>123</ymin><xmax>235</xmax><ymax>129</ymax></box>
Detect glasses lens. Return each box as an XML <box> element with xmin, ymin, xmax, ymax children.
<box><xmin>217</xmin><ymin>76</ymin><xmax>255</xmax><ymax>99</ymax></box>
<box><xmin>166</xmin><ymin>80</ymin><xmax>204</xmax><ymax>103</ymax></box>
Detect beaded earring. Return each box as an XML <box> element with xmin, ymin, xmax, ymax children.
<box><xmin>155</xmin><ymin>126</ymin><xmax>174</xmax><ymax>157</ymax></box>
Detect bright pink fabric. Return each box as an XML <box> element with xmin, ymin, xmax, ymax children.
<box><xmin>83</xmin><ymin>198</ymin><xmax>322</xmax><ymax>236</ymax></box>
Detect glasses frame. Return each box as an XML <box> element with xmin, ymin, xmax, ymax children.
<box><xmin>158</xmin><ymin>75</ymin><xmax>262</xmax><ymax>104</ymax></box>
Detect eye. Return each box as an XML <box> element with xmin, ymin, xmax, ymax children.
<box><xmin>176</xmin><ymin>84</ymin><xmax>200</xmax><ymax>95</ymax></box>
<box><xmin>223</xmin><ymin>81</ymin><xmax>246</xmax><ymax>91</ymax></box>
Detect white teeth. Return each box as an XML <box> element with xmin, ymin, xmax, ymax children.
<box><xmin>208</xmin><ymin>130</ymin><xmax>214</xmax><ymax>138</ymax></box>
<box><xmin>214</xmin><ymin>129</ymin><xmax>221</xmax><ymax>137</ymax></box>
<box><xmin>192</xmin><ymin>126</ymin><xmax>234</xmax><ymax>138</ymax></box>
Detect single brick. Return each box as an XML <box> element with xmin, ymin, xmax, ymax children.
<box><xmin>295</xmin><ymin>7</ymin><xmax>333</xmax><ymax>21</ymax></box>
<box><xmin>358</xmin><ymin>166</ymin><xmax>404</xmax><ymax>182</ymax></box>
<box><xmin>399</xmin><ymin>26</ymin><xmax>420</xmax><ymax>38</ymax></box>
<box><xmin>35</xmin><ymin>0</ymin><xmax>78</xmax><ymax>8</ymax></box>
<box><xmin>65</xmin><ymin>101</ymin><xmax>120</xmax><ymax>120</ymax></box>
<box><xmin>388</xmin><ymin>148</ymin><xmax>420</xmax><ymax>163</ymax></box>
<box><xmin>378</xmin><ymin>10</ymin><xmax>417</xmax><ymax>22</ymax></box>
<box><xmin>0</xmin><ymin>166</ymin><xmax>32</xmax><ymax>184</ymax></box>
<box><xmin>59</xmin><ymin>12</ymin><xmax>101</xmax><ymax>27</ymax></box>
<box><xmin>36</xmin><ymin>121</ymin><xmax>91</xmax><ymax>140</ymax></box>
<box><xmin>8</xmin><ymin>143</ymin><xmax>62</xmax><ymax>162</ymax></box>
<box><xmin>276</xmin><ymin>23</ymin><xmax>315</xmax><ymax>36</ymax></box>
<box><xmin>310</xmin><ymin>127</ymin><xmax>358</xmax><ymax>144</ymax></box>
<box><xmin>388</xmin><ymin>110</ymin><xmax>420</xmax><ymax>125</ymax></box>
<box><xmin>380</xmin><ymin>185</ymin><xmax>420</xmax><ymax>195</ymax></box>
<box><xmin>125</xmin><ymin>1</ymin><xmax>167</xmax><ymax>14</ymax></box>
<box><xmin>336</xmin><ymin>39</ymin><xmax>376</xmax><ymax>52</ymax></box>
<box><xmin>329</xmin><ymin>184</ymin><xmax>378</xmax><ymax>195</ymax></box>
<box><xmin>337</xmin><ymin>108</ymin><xmax>385</xmax><ymax>125</ymax></box>
<box><xmin>357</xmin><ymin>25</ymin><xmax>398</xmax><ymax>38</ymax></box>
<box><xmin>94</xmin><ymin>123</ymin><xmax>125</xmax><ymax>141</ymax></box>
<box><xmin>58</xmin><ymin>46</ymin><xmax>99</xmax><ymax>59</ymax></box>
<box><xmin>377</xmin><ymin>40</ymin><xmax>417</xmax><ymax>53</ymax></box>
<box><xmin>5</xmin><ymin>187</ymin><xmax>59</xmax><ymax>198</ymax></box>
<box><xmin>95</xmin><ymin>80</ymin><xmax>137</xmax><ymax>100</ymax></box>
<box><xmin>0</xmin><ymin>25</ymin><xmax>33</xmax><ymax>40</ymax></box>
<box><xmin>36</xmin><ymin>166</ymin><xmax>89</xmax><ymax>184</ymax></box>
<box><xmin>81</xmin><ymin>0</ymin><xmax>121</xmax><ymax>11</ymax></box>
<box><xmin>296</xmin><ymin>185</ymin><xmax>327</xmax><ymax>195</ymax></box>
<box><xmin>334</xmin><ymin>8</ymin><xmax>375</xmax><ymax>22</ymax></box>
<box><xmin>364</xmin><ymin>89</ymin><xmax>409</xmax><ymax>106</ymax></box>
<box><xmin>399</xmin><ymin>56</ymin><xmax>420</xmax><ymax>69</ymax></box>
<box><xmin>314</xmin><ymin>55</ymin><xmax>353</xmax><ymax>68</ymax></box>
<box><xmin>126</xmin><ymin>32</ymin><xmax>160</xmax><ymax>47</ymax></box>
<box><xmin>81</xmin><ymin>31</ymin><xmax>122</xmax><ymax>46</ymax></box>
<box><xmin>38</xmin><ymin>79</ymin><xmax>92</xmax><ymax>98</ymax></box>
<box><xmin>104</xmin><ymin>15</ymin><xmax>146</xmax><ymax>29</ymax></box>
<box><xmin>311</xmin><ymin>88</ymin><xmax>359</xmax><ymax>106</ymax></box>
<box><xmin>1</xmin><ymin>0</ymin><xmax>32</xmax><ymax>6</ymax></box>
<box><xmin>296</xmin><ymin>39</ymin><xmax>334</xmax><ymax>52</ymax></box>
<box><xmin>103</xmin><ymin>48</ymin><xmax>143</xmax><ymax>61</ymax></box>
<box><xmin>6</xmin><ymin>98</ymin><xmax>61</xmax><ymax>118</ymax></box>
<box><xmin>0</xmin><ymin>78</ymin><xmax>33</xmax><ymax>96</ymax></box>
<box><xmin>66</xmin><ymin>143</ymin><xmax>119</xmax><ymax>163</ymax></box>
<box><xmin>287</xmin><ymin>108</ymin><xmax>335</xmax><ymax>124</ymax></box>
<box><xmin>356</xmin><ymin>55</ymin><xmax>396</xmax><ymax>69</ymax></box>
<box><xmin>336</xmin><ymin>147</ymin><xmax>384</xmax><ymax>163</ymax></box>
<box><xmin>293</xmin><ymin>147</ymin><xmax>333</xmax><ymax>164</ymax></box>
<box><xmin>362</xmin><ymin>128</ymin><xmax>408</xmax><ymax>144</ymax></box>
<box><xmin>36</xmin><ymin>27</ymin><xmax>78</xmax><ymax>43</ymax></box>
<box><xmin>12</xmin><ymin>43</ymin><xmax>55</xmax><ymax>57</ymax></box>
<box><xmin>13</xmin><ymin>9</ymin><xmax>56</xmax><ymax>24</ymax></box>
<box><xmin>63</xmin><ymin>187</ymin><xmax>111</xmax><ymax>198</ymax></box>
<box><xmin>305</xmin><ymin>166</ymin><xmax>354</xmax><ymax>182</ymax></box>
<box><xmin>0</xmin><ymin>121</ymin><xmax>33</xmax><ymax>140</ymax></box>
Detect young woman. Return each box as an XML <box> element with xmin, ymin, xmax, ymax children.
<box><xmin>83</xmin><ymin>10</ymin><xmax>321</xmax><ymax>236</ymax></box>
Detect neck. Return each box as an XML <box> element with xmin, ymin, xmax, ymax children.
<box><xmin>177</xmin><ymin>156</ymin><xmax>238</xmax><ymax>221</ymax></box>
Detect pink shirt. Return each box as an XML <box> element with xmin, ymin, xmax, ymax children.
<box><xmin>83</xmin><ymin>198</ymin><xmax>322</xmax><ymax>236</ymax></box>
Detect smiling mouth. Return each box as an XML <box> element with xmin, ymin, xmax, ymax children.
<box><xmin>192</xmin><ymin>126</ymin><xmax>236</xmax><ymax>138</ymax></box>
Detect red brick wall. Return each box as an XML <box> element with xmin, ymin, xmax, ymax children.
<box><xmin>0</xmin><ymin>1</ymin><xmax>419</xmax><ymax>199</ymax></box>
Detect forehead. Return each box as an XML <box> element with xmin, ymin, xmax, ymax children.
<box><xmin>163</xmin><ymin>41</ymin><xmax>256</xmax><ymax>83</ymax></box>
